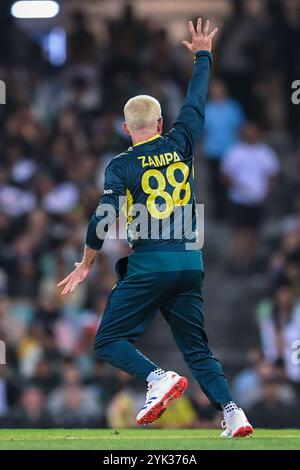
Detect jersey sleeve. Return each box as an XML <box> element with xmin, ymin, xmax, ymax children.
<box><xmin>165</xmin><ymin>50</ymin><xmax>212</xmax><ymax>157</ymax></box>
<box><xmin>85</xmin><ymin>158</ymin><xmax>127</xmax><ymax>250</ymax></box>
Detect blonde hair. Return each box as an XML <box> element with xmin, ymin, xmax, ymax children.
<box><xmin>124</xmin><ymin>95</ymin><xmax>161</xmax><ymax>131</ymax></box>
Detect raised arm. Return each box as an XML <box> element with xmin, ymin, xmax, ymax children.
<box><xmin>167</xmin><ymin>18</ymin><xmax>218</xmax><ymax>155</ymax></box>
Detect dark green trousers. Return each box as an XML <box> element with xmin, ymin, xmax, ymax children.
<box><xmin>94</xmin><ymin>251</ymin><xmax>232</xmax><ymax>409</ymax></box>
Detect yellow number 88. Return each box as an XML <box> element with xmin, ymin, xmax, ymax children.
<box><xmin>141</xmin><ymin>162</ymin><xmax>191</xmax><ymax>219</ymax></box>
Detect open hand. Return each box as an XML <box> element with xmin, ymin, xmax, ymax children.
<box><xmin>183</xmin><ymin>18</ymin><xmax>218</xmax><ymax>53</ymax></box>
<box><xmin>57</xmin><ymin>262</ymin><xmax>90</xmax><ymax>295</ymax></box>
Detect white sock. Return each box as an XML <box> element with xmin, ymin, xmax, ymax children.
<box><xmin>146</xmin><ymin>368</ymin><xmax>166</xmax><ymax>383</ymax></box>
<box><xmin>223</xmin><ymin>401</ymin><xmax>239</xmax><ymax>420</ymax></box>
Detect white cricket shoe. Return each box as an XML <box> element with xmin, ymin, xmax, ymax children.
<box><xmin>136</xmin><ymin>371</ymin><xmax>188</xmax><ymax>425</ymax></box>
<box><xmin>221</xmin><ymin>408</ymin><xmax>253</xmax><ymax>438</ymax></box>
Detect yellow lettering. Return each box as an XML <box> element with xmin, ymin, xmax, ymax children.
<box><xmin>137</xmin><ymin>156</ymin><xmax>148</xmax><ymax>168</ymax></box>
<box><xmin>148</xmin><ymin>156</ymin><xmax>156</xmax><ymax>166</ymax></box>
<box><xmin>139</xmin><ymin>152</ymin><xmax>181</xmax><ymax>168</ymax></box>
<box><xmin>173</xmin><ymin>151</ymin><xmax>180</xmax><ymax>162</ymax></box>
<box><xmin>154</xmin><ymin>154</ymin><xmax>166</xmax><ymax>167</ymax></box>
<box><xmin>164</xmin><ymin>153</ymin><xmax>174</xmax><ymax>164</ymax></box>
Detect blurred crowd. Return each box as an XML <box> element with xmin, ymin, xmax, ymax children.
<box><xmin>0</xmin><ymin>0</ymin><xmax>300</xmax><ymax>428</ymax></box>
<box><xmin>235</xmin><ymin>180</ymin><xmax>300</xmax><ymax>428</ymax></box>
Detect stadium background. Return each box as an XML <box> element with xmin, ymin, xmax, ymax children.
<box><xmin>0</xmin><ymin>0</ymin><xmax>300</xmax><ymax>430</ymax></box>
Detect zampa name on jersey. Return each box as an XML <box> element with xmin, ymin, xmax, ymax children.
<box><xmin>137</xmin><ymin>151</ymin><xmax>181</xmax><ymax>168</ymax></box>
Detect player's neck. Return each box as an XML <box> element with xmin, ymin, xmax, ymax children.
<box><xmin>131</xmin><ymin>130</ymin><xmax>160</xmax><ymax>146</ymax></box>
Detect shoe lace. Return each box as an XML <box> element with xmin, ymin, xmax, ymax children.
<box><xmin>221</xmin><ymin>419</ymin><xmax>227</xmax><ymax>429</ymax></box>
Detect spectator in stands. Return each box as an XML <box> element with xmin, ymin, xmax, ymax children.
<box><xmin>8</xmin><ymin>387</ymin><xmax>53</xmax><ymax>428</ymax></box>
<box><xmin>47</xmin><ymin>358</ymin><xmax>103</xmax><ymax>427</ymax></box>
<box><xmin>232</xmin><ymin>349</ymin><xmax>269</xmax><ymax>409</ymax></box>
<box><xmin>0</xmin><ymin>366</ymin><xmax>20</xmax><ymax>419</ymax></box>
<box><xmin>190</xmin><ymin>389</ymin><xmax>219</xmax><ymax>428</ymax></box>
<box><xmin>105</xmin><ymin>371</ymin><xmax>139</xmax><ymax>429</ymax></box>
<box><xmin>30</xmin><ymin>358</ymin><xmax>60</xmax><ymax>394</ymax></box>
<box><xmin>49</xmin><ymin>383</ymin><xmax>102</xmax><ymax>428</ymax></box>
<box><xmin>247</xmin><ymin>377</ymin><xmax>300</xmax><ymax>428</ymax></box>
<box><xmin>203</xmin><ymin>79</ymin><xmax>245</xmax><ymax>220</ymax></box>
<box><xmin>222</xmin><ymin>122</ymin><xmax>279</xmax><ymax>272</ymax></box>
<box><xmin>67</xmin><ymin>11</ymin><xmax>97</xmax><ymax>64</ymax></box>
<box><xmin>217</xmin><ymin>0</ymin><xmax>268</xmax><ymax>118</ymax></box>
<box><xmin>256</xmin><ymin>283</ymin><xmax>300</xmax><ymax>383</ymax></box>
<box><xmin>278</xmin><ymin>0</ymin><xmax>300</xmax><ymax>139</ymax></box>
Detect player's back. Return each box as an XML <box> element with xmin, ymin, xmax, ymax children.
<box><xmin>112</xmin><ymin>132</ymin><xmax>197</xmax><ymax>252</ymax></box>
<box><xmin>86</xmin><ymin>49</ymin><xmax>212</xmax><ymax>273</ymax></box>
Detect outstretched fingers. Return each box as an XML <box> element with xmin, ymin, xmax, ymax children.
<box><xmin>57</xmin><ymin>274</ymin><xmax>71</xmax><ymax>287</ymax></box>
<box><xmin>182</xmin><ymin>40</ymin><xmax>193</xmax><ymax>51</ymax></box>
<box><xmin>69</xmin><ymin>283</ymin><xmax>78</xmax><ymax>294</ymax></box>
<box><xmin>196</xmin><ymin>17</ymin><xmax>202</xmax><ymax>35</ymax></box>
<box><xmin>188</xmin><ymin>18</ymin><xmax>217</xmax><ymax>40</ymax></box>
<box><xmin>188</xmin><ymin>20</ymin><xmax>196</xmax><ymax>37</ymax></box>
<box><xmin>208</xmin><ymin>27</ymin><xmax>218</xmax><ymax>40</ymax></box>
<box><xmin>204</xmin><ymin>19</ymin><xmax>210</xmax><ymax>36</ymax></box>
<box><xmin>61</xmin><ymin>279</ymin><xmax>76</xmax><ymax>295</ymax></box>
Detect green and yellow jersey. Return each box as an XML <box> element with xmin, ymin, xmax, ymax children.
<box><xmin>86</xmin><ymin>50</ymin><xmax>212</xmax><ymax>256</ymax></box>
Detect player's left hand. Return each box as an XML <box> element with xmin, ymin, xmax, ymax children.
<box><xmin>57</xmin><ymin>262</ymin><xmax>90</xmax><ymax>295</ymax></box>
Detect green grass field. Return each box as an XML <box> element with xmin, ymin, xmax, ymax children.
<box><xmin>0</xmin><ymin>429</ymin><xmax>299</xmax><ymax>450</ymax></box>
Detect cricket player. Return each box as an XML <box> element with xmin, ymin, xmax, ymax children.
<box><xmin>58</xmin><ymin>18</ymin><xmax>253</xmax><ymax>438</ymax></box>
